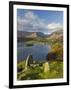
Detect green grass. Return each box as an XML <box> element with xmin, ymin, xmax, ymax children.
<box><xmin>17</xmin><ymin>60</ymin><xmax>63</xmax><ymax>80</ymax></box>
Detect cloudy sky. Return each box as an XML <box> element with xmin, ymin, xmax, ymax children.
<box><xmin>17</xmin><ymin>9</ymin><xmax>63</xmax><ymax>34</ymax></box>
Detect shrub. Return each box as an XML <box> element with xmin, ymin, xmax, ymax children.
<box><xmin>46</xmin><ymin>51</ymin><xmax>57</xmax><ymax>61</ymax></box>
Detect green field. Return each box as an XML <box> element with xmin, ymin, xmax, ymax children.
<box><xmin>17</xmin><ymin>60</ymin><xmax>63</xmax><ymax>80</ymax></box>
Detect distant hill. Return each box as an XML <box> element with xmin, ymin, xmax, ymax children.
<box><xmin>17</xmin><ymin>30</ymin><xmax>63</xmax><ymax>42</ymax></box>
<box><xmin>17</xmin><ymin>31</ymin><xmax>45</xmax><ymax>38</ymax></box>
<box><xmin>46</xmin><ymin>30</ymin><xmax>63</xmax><ymax>43</ymax></box>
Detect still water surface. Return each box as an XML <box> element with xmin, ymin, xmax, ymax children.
<box><xmin>17</xmin><ymin>43</ymin><xmax>50</xmax><ymax>61</ymax></box>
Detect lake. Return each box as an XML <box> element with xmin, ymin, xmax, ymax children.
<box><xmin>17</xmin><ymin>43</ymin><xmax>50</xmax><ymax>61</ymax></box>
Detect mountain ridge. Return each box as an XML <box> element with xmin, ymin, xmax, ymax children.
<box><xmin>17</xmin><ymin>31</ymin><xmax>45</xmax><ymax>38</ymax></box>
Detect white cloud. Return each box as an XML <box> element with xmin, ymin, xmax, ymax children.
<box><xmin>46</xmin><ymin>23</ymin><xmax>63</xmax><ymax>33</ymax></box>
<box><xmin>17</xmin><ymin>11</ymin><xmax>63</xmax><ymax>34</ymax></box>
<box><xmin>47</xmin><ymin>23</ymin><xmax>63</xmax><ymax>30</ymax></box>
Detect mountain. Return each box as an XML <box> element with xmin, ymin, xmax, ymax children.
<box><xmin>17</xmin><ymin>30</ymin><xmax>63</xmax><ymax>43</ymax></box>
<box><xmin>17</xmin><ymin>31</ymin><xmax>45</xmax><ymax>38</ymax></box>
<box><xmin>46</xmin><ymin>30</ymin><xmax>63</xmax><ymax>41</ymax></box>
<box><xmin>45</xmin><ymin>30</ymin><xmax>63</xmax><ymax>49</ymax></box>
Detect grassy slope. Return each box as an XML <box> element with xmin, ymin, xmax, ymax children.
<box><xmin>17</xmin><ymin>60</ymin><xmax>63</xmax><ymax>80</ymax></box>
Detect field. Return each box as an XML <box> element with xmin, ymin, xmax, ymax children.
<box><xmin>17</xmin><ymin>60</ymin><xmax>63</xmax><ymax>80</ymax></box>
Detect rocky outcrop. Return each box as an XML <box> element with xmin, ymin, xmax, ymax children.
<box><xmin>25</xmin><ymin>55</ymin><xmax>33</xmax><ymax>70</ymax></box>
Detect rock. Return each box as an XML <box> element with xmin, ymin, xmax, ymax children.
<box><xmin>25</xmin><ymin>55</ymin><xmax>33</xmax><ymax>70</ymax></box>
<box><xmin>43</xmin><ymin>62</ymin><xmax>50</xmax><ymax>73</ymax></box>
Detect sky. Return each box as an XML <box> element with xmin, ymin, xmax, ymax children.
<box><xmin>17</xmin><ymin>9</ymin><xmax>63</xmax><ymax>34</ymax></box>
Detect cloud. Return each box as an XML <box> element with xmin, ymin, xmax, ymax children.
<box><xmin>17</xmin><ymin>11</ymin><xmax>46</xmax><ymax>32</ymax></box>
<box><xmin>46</xmin><ymin>23</ymin><xmax>63</xmax><ymax>33</ymax></box>
<box><xmin>47</xmin><ymin>23</ymin><xmax>63</xmax><ymax>30</ymax></box>
<box><xmin>17</xmin><ymin>11</ymin><xmax>63</xmax><ymax>34</ymax></box>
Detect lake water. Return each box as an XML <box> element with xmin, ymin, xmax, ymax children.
<box><xmin>17</xmin><ymin>43</ymin><xmax>50</xmax><ymax>61</ymax></box>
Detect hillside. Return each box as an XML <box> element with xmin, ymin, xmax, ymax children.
<box><xmin>17</xmin><ymin>31</ymin><xmax>46</xmax><ymax>42</ymax></box>
<box><xmin>46</xmin><ymin>30</ymin><xmax>63</xmax><ymax>44</ymax></box>
<box><xmin>17</xmin><ymin>31</ymin><xmax>45</xmax><ymax>38</ymax></box>
<box><xmin>46</xmin><ymin>30</ymin><xmax>63</xmax><ymax>62</ymax></box>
